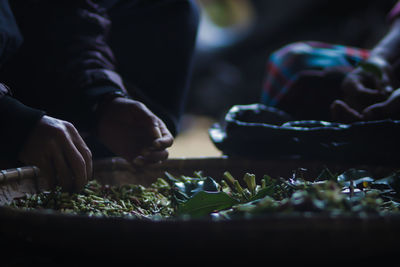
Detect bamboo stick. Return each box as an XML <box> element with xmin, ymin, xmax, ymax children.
<box><xmin>0</xmin><ymin>166</ymin><xmax>40</xmax><ymax>185</ymax></box>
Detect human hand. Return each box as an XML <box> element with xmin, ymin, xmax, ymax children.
<box><xmin>19</xmin><ymin>115</ymin><xmax>93</xmax><ymax>192</ymax></box>
<box><xmin>331</xmin><ymin>88</ymin><xmax>400</xmax><ymax>123</ymax></box>
<box><xmin>341</xmin><ymin>57</ymin><xmax>393</xmax><ymax>112</ymax></box>
<box><xmin>330</xmin><ymin>99</ymin><xmax>362</xmax><ymax>123</ymax></box>
<box><xmin>362</xmin><ymin>88</ymin><xmax>400</xmax><ymax>120</ymax></box>
<box><xmin>97</xmin><ymin>97</ymin><xmax>173</xmax><ymax>166</ymax></box>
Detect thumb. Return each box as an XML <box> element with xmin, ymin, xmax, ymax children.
<box><xmin>330</xmin><ymin>100</ymin><xmax>362</xmax><ymax>123</ymax></box>
<box><xmin>362</xmin><ymin>102</ymin><xmax>387</xmax><ymax>121</ymax></box>
<box><xmin>362</xmin><ymin>88</ymin><xmax>400</xmax><ymax>120</ymax></box>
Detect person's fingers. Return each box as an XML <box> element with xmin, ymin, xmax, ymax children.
<box><xmin>133</xmin><ymin>150</ymin><xmax>169</xmax><ymax>166</ymax></box>
<box><xmin>342</xmin><ymin>73</ymin><xmax>387</xmax><ymax>107</ymax></box>
<box><xmin>344</xmin><ymin>81</ymin><xmax>383</xmax><ymax>99</ymax></box>
<box><xmin>65</xmin><ymin>123</ymin><xmax>93</xmax><ymax>181</ymax></box>
<box><xmin>56</xmin><ymin>124</ymin><xmax>88</xmax><ymax>191</ymax></box>
<box><xmin>380</xmin><ymin>72</ymin><xmax>394</xmax><ymax>95</ymax></box>
<box><xmin>383</xmin><ymin>85</ymin><xmax>394</xmax><ymax>95</ymax></box>
<box><xmin>354</xmin><ymin>84</ymin><xmax>383</xmax><ymax>96</ymax></box>
<box><xmin>345</xmin><ymin>85</ymin><xmax>387</xmax><ymax>111</ymax></box>
<box><xmin>62</xmin><ymin>139</ymin><xmax>88</xmax><ymax>191</ymax></box>
<box><xmin>151</xmin><ymin>121</ymin><xmax>173</xmax><ymax>149</ymax></box>
<box><xmin>362</xmin><ymin>102</ymin><xmax>386</xmax><ymax>121</ymax></box>
<box><xmin>152</xmin><ymin>135</ymin><xmax>173</xmax><ymax>150</ymax></box>
<box><xmin>330</xmin><ymin>100</ymin><xmax>362</xmax><ymax>123</ymax></box>
<box><xmin>77</xmin><ymin>144</ymin><xmax>93</xmax><ymax>182</ymax></box>
<box><xmin>38</xmin><ymin>157</ymin><xmax>57</xmax><ymax>190</ymax></box>
<box><xmin>50</xmin><ymin>142</ymin><xmax>74</xmax><ymax>192</ymax></box>
<box><xmin>362</xmin><ymin>88</ymin><xmax>400</xmax><ymax>121</ymax></box>
<box><xmin>152</xmin><ymin>124</ymin><xmax>162</xmax><ymax>139</ymax></box>
<box><xmin>143</xmin><ymin>149</ymin><xmax>169</xmax><ymax>163</ymax></box>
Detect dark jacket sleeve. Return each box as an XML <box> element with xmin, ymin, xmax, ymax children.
<box><xmin>41</xmin><ymin>0</ymin><xmax>128</xmax><ymax>131</ymax></box>
<box><xmin>0</xmin><ymin>1</ymin><xmax>45</xmax><ymax>162</ymax></box>
<box><xmin>0</xmin><ymin>83</ymin><xmax>45</xmax><ymax>161</ymax></box>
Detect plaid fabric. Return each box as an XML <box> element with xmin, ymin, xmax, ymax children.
<box><xmin>261</xmin><ymin>41</ymin><xmax>370</xmax><ymax>107</ymax></box>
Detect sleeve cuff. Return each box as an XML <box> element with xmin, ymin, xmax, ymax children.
<box><xmin>0</xmin><ymin>95</ymin><xmax>45</xmax><ymax>160</ymax></box>
<box><xmin>75</xmin><ymin>85</ymin><xmax>129</xmax><ymax>132</ymax></box>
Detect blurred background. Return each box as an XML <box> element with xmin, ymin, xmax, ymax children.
<box><xmin>168</xmin><ymin>0</ymin><xmax>396</xmax><ymax>158</ymax></box>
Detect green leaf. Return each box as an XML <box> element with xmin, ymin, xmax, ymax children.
<box><xmin>352</xmin><ymin>177</ymin><xmax>374</xmax><ymax>189</ymax></box>
<box><xmin>358</xmin><ymin>61</ymin><xmax>383</xmax><ymax>79</ymax></box>
<box><xmin>176</xmin><ymin>177</ymin><xmax>219</xmax><ymax>197</ymax></box>
<box><xmin>178</xmin><ymin>191</ymin><xmax>239</xmax><ymax>218</ymax></box>
<box><xmin>315</xmin><ymin>168</ymin><xmax>337</xmax><ymax>182</ymax></box>
<box><xmin>166</xmin><ymin>172</ymin><xmax>220</xmax><ymax>205</ymax></box>
<box><xmin>374</xmin><ymin>171</ymin><xmax>400</xmax><ymax>193</ymax></box>
<box><xmin>337</xmin><ymin>169</ymin><xmax>372</xmax><ymax>186</ymax></box>
<box><xmin>250</xmin><ymin>185</ymin><xmax>275</xmax><ymax>201</ymax></box>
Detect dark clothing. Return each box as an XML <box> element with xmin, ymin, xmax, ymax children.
<box><xmin>106</xmin><ymin>0</ymin><xmax>199</xmax><ymax>135</ymax></box>
<box><xmin>0</xmin><ymin>0</ymin><xmax>199</xmax><ymax>161</ymax></box>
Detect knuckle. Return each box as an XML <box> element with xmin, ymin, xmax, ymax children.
<box><xmin>75</xmin><ymin>157</ymin><xmax>87</xmax><ymax>175</ymax></box>
<box><xmin>63</xmin><ymin>121</ymin><xmax>77</xmax><ymax>132</ymax></box>
<box><xmin>86</xmin><ymin>149</ymin><xmax>93</xmax><ymax>160</ymax></box>
<box><xmin>149</xmin><ymin>117</ymin><xmax>159</xmax><ymax>127</ymax></box>
<box><xmin>52</xmin><ymin>125</ymin><xmax>68</xmax><ymax>139</ymax></box>
<box><xmin>80</xmin><ymin>157</ymin><xmax>87</xmax><ymax>169</ymax></box>
<box><xmin>161</xmin><ymin>150</ymin><xmax>169</xmax><ymax>160</ymax></box>
<box><xmin>61</xmin><ymin>120</ymin><xmax>73</xmax><ymax>127</ymax></box>
<box><xmin>133</xmin><ymin>100</ymin><xmax>146</xmax><ymax>109</ymax></box>
<box><xmin>82</xmin><ymin>146</ymin><xmax>92</xmax><ymax>159</ymax></box>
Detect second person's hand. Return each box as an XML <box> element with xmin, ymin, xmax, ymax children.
<box><xmin>340</xmin><ymin>56</ymin><xmax>393</xmax><ymax>112</ymax></box>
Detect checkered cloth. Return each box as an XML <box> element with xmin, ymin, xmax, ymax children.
<box><xmin>261</xmin><ymin>41</ymin><xmax>370</xmax><ymax>108</ymax></box>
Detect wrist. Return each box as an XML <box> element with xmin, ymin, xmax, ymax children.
<box><xmin>93</xmin><ymin>91</ymin><xmax>129</xmax><ymax>113</ymax></box>
<box><xmin>93</xmin><ymin>91</ymin><xmax>130</xmax><ymax>134</ymax></box>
